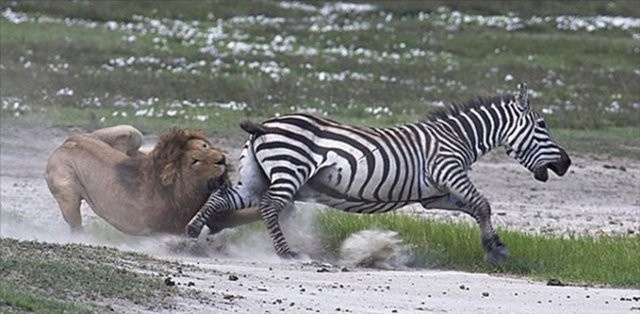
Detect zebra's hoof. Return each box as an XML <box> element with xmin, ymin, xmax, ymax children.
<box><xmin>485</xmin><ymin>245</ymin><xmax>509</xmax><ymax>265</ymax></box>
<box><xmin>185</xmin><ymin>223</ymin><xmax>202</xmax><ymax>238</ymax></box>
<box><xmin>279</xmin><ymin>250</ymin><xmax>300</xmax><ymax>260</ymax></box>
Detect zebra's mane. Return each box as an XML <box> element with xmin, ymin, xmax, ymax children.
<box><xmin>423</xmin><ymin>94</ymin><xmax>516</xmax><ymax>123</ymax></box>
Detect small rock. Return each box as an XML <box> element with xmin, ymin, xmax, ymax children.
<box><xmin>228</xmin><ymin>275</ymin><xmax>239</xmax><ymax>281</ymax></box>
<box><xmin>164</xmin><ymin>277</ymin><xmax>175</xmax><ymax>286</ymax></box>
<box><xmin>547</xmin><ymin>278</ymin><xmax>565</xmax><ymax>286</ymax></box>
<box><xmin>482</xmin><ymin>292</ymin><xmax>489</xmax><ymax>297</ymax></box>
<box><xmin>317</xmin><ymin>267</ymin><xmax>330</xmax><ymax>273</ymax></box>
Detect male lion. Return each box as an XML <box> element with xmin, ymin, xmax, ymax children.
<box><xmin>45</xmin><ymin>125</ymin><xmax>260</xmax><ymax>235</ymax></box>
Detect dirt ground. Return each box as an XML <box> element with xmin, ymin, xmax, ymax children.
<box><xmin>1</xmin><ymin>124</ymin><xmax>639</xmax><ymax>313</ymax></box>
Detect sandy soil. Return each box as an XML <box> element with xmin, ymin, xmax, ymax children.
<box><xmin>1</xmin><ymin>124</ymin><xmax>639</xmax><ymax>313</ymax></box>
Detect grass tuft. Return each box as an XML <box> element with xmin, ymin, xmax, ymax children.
<box><xmin>315</xmin><ymin>211</ymin><xmax>640</xmax><ymax>288</ymax></box>
<box><xmin>0</xmin><ymin>238</ymin><xmax>179</xmax><ymax>312</ymax></box>
<box><xmin>0</xmin><ymin>282</ymin><xmax>93</xmax><ymax>314</ymax></box>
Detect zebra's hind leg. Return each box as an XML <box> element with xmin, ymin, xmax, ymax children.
<box><xmin>186</xmin><ymin>186</ymin><xmax>259</xmax><ymax>238</ymax></box>
<box><xmin>260</xmin><ymin>189</ymin><xmax>298</xmax><ymax>258</ymax></box>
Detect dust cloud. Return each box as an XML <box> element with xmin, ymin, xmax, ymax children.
<box><xmin>339</xmin><ymin>229</ymin><xmax>411</xmax><ymax>269</ymax></box>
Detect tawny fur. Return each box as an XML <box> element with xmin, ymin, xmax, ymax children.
<box><xmin>44</xmin><ymin>125</ymin><xmax>259</xmax><ymax>235</ymax></box>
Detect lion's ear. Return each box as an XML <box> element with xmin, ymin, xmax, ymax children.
<box><xmin>160</xmin><ymin>163</ymin><xmax>178</xmax><ymax>186</ymax></box>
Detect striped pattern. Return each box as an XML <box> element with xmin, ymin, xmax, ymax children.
<box><xmin>186</xmin><ymin>83</ymin><xmax>569</xmax><ymax>263</ymax></box>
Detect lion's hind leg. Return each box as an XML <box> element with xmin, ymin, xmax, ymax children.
<box><xmin>45</xmin><ymin>163</ymin><xmax>83</xmax><ymax>232</ymax></box>
<box><xmin>87</xmin><ymin>125</ymin><xmax>143</xmax><ymax>157</ymax></box>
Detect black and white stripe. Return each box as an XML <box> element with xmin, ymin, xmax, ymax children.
<box><xmin>187</xmin><ymin>83</ymin><xmax>571</xmax><ymax>263</ymax></box>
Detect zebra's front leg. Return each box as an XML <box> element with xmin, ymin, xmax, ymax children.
<box><xmin>438</xmin><ymin>179</ymin><xmax>508</xmax><ymax>264</ymax></box>
<box><xmin>466</xmin><ymin>195</ymin><xmax>508</xmax><ymax>264</ymax></box>
<box><xmin>186</xmin><ymin>186</ymin><xmax>256</xmax><ymax>238</ymax></box>
<box><xmin>260</xmin><ymin>190</ymin><xmax>298</xmax><ymax>258</ymax></box>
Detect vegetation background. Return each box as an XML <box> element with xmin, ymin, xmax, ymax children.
<box><xmin>1</xmin><ymin>0</ymin><xmax>639</xmax><ymax>156</ymax></box>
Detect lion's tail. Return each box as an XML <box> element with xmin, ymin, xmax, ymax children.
<box><xmin>240</xmin><ymin>120</ymin><xmax>266</xmax><ymax>135</ymax></box>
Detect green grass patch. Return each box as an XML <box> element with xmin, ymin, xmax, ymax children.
<box><xmin>372</xmin><ymin>0</ymin><xmax>640</xmax><ymax>17</ymax></box>
<box><xmin>0</xmin><ymin>282</ymin><xmax>92</xmax><ymax>314</ymax></box>
<box><xmin>315</xmin><ymin>211</ymin><xmax>640</xmax><ymax>288</ymax></box>
<box><xmin>2</xmin><ymin>0</ymin><xmax>639</xmax><ymax>134</ymax></box>
<box><xmin>554</xmin><ymin>127</ymin><xmax>640</xmax><ymax>159</ymax></box>
<box><xmin>0</xmin><ymin>238</ymin><xmax>181</xmax><ymax>312</ymax></box>
<box><xmin>0</xmin><ymin>0</ymin><xmax>313</xmax><ymax>22</ymax></box>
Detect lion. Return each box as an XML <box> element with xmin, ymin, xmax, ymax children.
<box><xmin>45</xmin><ymin>125</ymin><xmax>261</xmax><ymax>235</ymax></box>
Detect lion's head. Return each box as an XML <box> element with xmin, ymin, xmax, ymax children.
<box><xmin>152</xmin><ymin>128</ymin><xmax>228</xmax><ymax>191</ymax></box>
<box><xmin>115</xmin><ymin>128</ymin><xmax>228</xmax><ymax>227</ymax></box>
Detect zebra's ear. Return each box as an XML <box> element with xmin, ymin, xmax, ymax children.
<box><xmin>516</xmin><ymin>83</ymin><xmax>529</xmax><ymax>112</ymax></box>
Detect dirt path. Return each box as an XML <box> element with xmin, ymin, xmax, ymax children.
<box><xmin>1</xmin><ymin>124</ymin><xmax>639</xmax><ymax>313</ymax></box>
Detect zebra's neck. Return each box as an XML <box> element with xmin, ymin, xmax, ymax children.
<box><xmin>424</xmin><ymin>99</ymin><xmax>517</xmax><ymax>164</ymax></box>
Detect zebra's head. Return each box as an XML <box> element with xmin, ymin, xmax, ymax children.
<box><xmin>504</xmin><ymin>83</ymin><xmax>571</xmax><ymax>182</ymax></box>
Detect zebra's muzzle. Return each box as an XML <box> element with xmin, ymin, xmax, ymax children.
<box><xmin>534</xmin><ymin>148</ymin><xmax>571</xmax><ymax>182</ymax></box>
<box><xmin>548</xmin><ymin>148</ymin><xmax>571</xmax><ymax>176</ymax></box>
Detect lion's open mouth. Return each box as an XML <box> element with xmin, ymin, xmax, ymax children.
<box><xmin>533</xmin><ymin>148</ymin><xmax>571</xmax><ymax>182</ymax></box>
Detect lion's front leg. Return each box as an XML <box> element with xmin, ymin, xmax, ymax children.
<box><xmin>45</xmin><ymin>162</ymin><xmax>83</xmax><ymax>232</ymax></box>
<box><xmin>203</xmin><ymin>204</ymin><xmax>295</xmax><ymax>235</ymax></box>
<box><xmin>204</xmin><ymin>207</ymin><xmax>262</xmax><ymax>234</ymax></box>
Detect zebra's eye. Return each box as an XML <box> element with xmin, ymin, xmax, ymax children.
<box><xmin>536</xmin><ymin>120</ymin><xmax>547</xmax><ymax>128</ymax></box>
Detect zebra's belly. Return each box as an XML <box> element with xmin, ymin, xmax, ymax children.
<box><xmin>296</xmin><ymin>180</ymin><xmax>442</xmax><ymax>214</ymax></box>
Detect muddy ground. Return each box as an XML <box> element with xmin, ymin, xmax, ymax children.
<box><xmin>1</xmin><ymin>124</ymin><xmax>639</xmax><ymax>313</ymax></box>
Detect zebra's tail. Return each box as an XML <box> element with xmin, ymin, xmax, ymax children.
<box><xmin>240</xmin><ymin>120</ymin><xmax>266</xmax><ymax>135</ymax></box>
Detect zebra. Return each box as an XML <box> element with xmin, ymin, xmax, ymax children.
<box><xmin>186</xmin><ymin>83</ymin><xmax>571</xmax><ymax>264</ymax></box>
